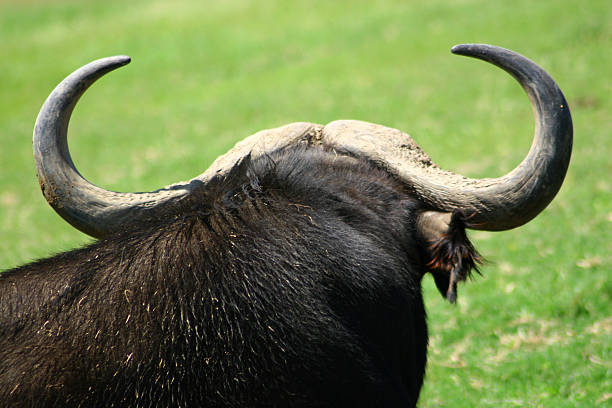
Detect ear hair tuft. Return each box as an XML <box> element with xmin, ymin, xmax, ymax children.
<box><xmin>425</xmin><ymin>210</ymin><xmax>483</xmax><ymax>303</ymax></box>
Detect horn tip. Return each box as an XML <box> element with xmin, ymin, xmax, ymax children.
<box><xmin>97</xmin><ymin>55</ymin><xmax>131</xmax><ymax>72</ymax></box>
<box><xmin>451</xmin><ymin>43</ymin><xmax>489</xmax><ymax>56</ymax></box>
<box><xmin>115</xmin><ymin>55</ymin><xmax>131</xmax><ymax>66</ymax></box>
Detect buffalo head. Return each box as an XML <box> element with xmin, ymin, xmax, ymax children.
<box><xmin>33</xmin><ymin>44</ymin><xmax>572</xmax><ymax>302</ymax></box>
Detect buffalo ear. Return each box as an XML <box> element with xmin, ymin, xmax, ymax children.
<box><xmin>416</xmin><ymin>210</ymin><xmax>482</xmax><ymax>303</ymax></box>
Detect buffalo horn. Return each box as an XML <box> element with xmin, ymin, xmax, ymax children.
<box><xmin>33</xmin><ymin>44</ymin><xmax>572</xmax><ymax>237</ymax></box>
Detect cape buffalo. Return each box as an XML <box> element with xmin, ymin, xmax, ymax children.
<box><xmin>0</xmin><ymin>44</ymin><xmax>572</xmax><ymax>407</ymax></box>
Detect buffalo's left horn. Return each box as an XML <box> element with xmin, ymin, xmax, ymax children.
<box><xmin>33</xmin><ymin>56</ymin><xmax>317</xmax><ymax>237</ymax></box>
<box><xmin>33</xmin><ymin>56</ymin><xmax>195</xmax><ymax>238</ymax></box>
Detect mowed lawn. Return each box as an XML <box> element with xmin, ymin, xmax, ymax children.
<box><xmin>1</xmin><ymin>0</ymin><xmax>610</xmax><ymax>406</ymax></box>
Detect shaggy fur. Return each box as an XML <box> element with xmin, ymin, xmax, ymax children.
<box><xmin>0</xmin><ymin>145</ymin><xmax>479</xmax><ymax>407</ymax></box>
<box><xmin>425</xmin><ymin>210</ymin><xmax>483</xmax><ymax>303</ymax></box>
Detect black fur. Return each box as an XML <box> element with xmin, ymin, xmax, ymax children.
<box><xmin>0</xmin><ymin>145</ymin><xmax>479</xmax><ymax>407</ymax></box>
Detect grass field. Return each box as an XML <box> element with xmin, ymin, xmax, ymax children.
<box><xmin>1</xmin><ymin>0</ymin><xmax>610</xmax><ymax>406</ymax></box>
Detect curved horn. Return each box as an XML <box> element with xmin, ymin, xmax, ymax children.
<box><xmin>322</xmin><ymin>44</ymin><xmax>573</xmax><ymax>231</ymax></box>
<box><xmin>33</xmin><ymin>56</ymin><xmax>195</xmax><ymax>238</ymax></box>
<box><xmin>448</xmin><ymin>43</ymin><xmax>573</xmax><ymax>230</ymax></box>
<box><xmin>33</xmin><ymin>56</ymin><xmax>319</xmax><ymax>238</ymax></box>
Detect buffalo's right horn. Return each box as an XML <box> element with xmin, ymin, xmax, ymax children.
<box><xmin>322</xmin><ymin>44</ymin><xmax>572</xmax><ymax>232</ymax></box>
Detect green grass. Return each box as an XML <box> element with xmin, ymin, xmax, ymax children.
<box><xmin>1</xmin><ymin>0</ymin><xmax>610</xmax><ymax>406</ymax></box>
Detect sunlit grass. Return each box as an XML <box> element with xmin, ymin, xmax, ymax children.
<box><xmin>1</xmin><ymin>0</ymin><xmax>610</xmax><ymax>406</ymax></box>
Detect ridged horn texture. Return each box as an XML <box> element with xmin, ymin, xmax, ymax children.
<box><xmin>322</xmin><ymin>44</ymin><xmax>572</xmax><ymax>231</ymax></box>
<box><xmin>33</xmin><ymin>44</ymin><xmax>572</xmax><ymax>238</ymax></box>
